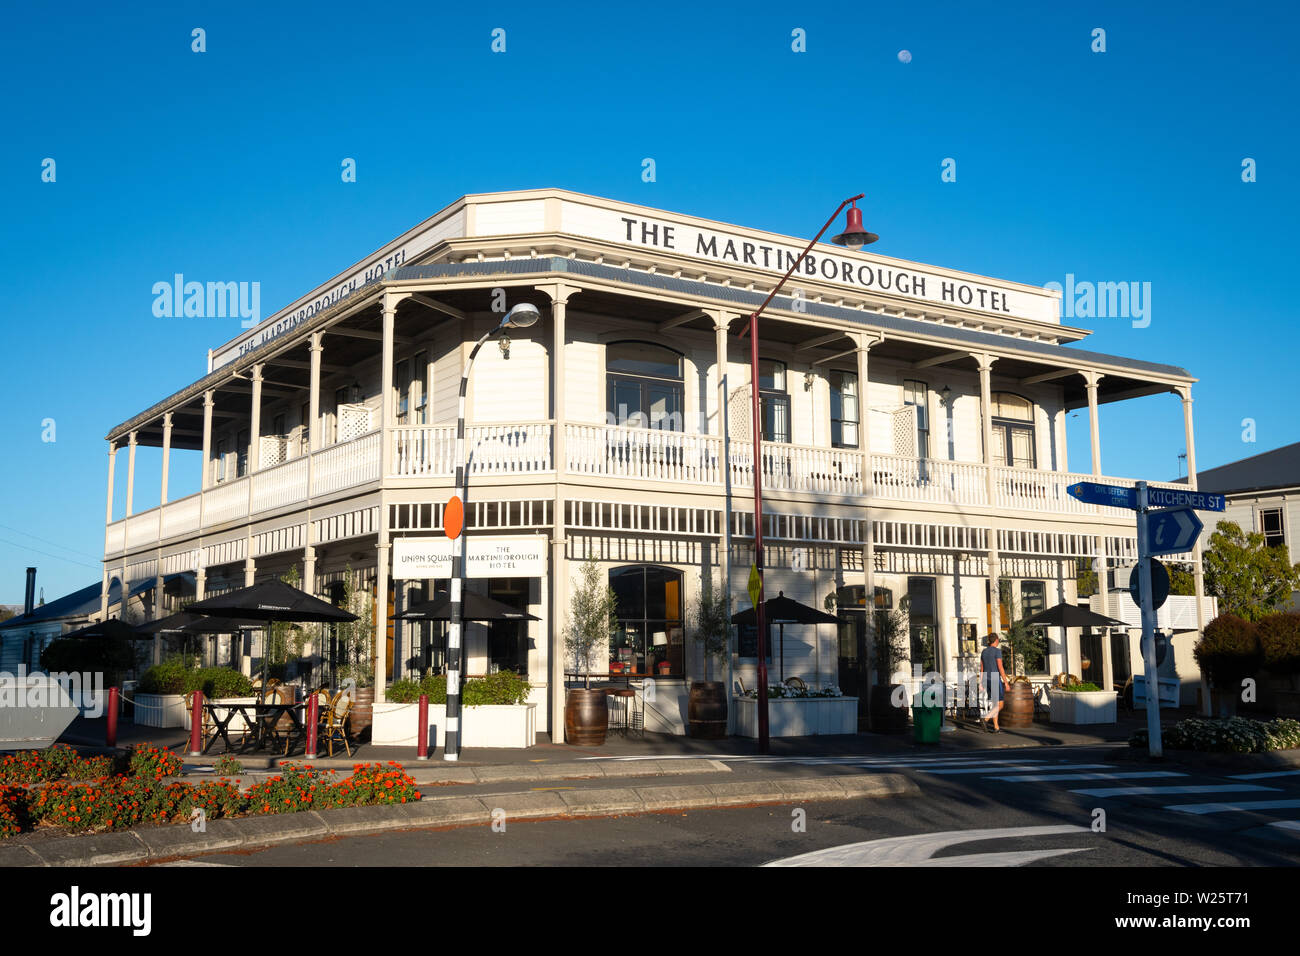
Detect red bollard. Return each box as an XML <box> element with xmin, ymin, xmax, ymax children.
<box><xmin>188</xmin><ymin>689</ymin><xmax>204</xmax><ymax>756</ymax></box>
<box><xmin>106</xmin><ymin>686</ymin><xmax>119</xmax><ymax>748</ymax></box>
<box><xmin>306</xmin><ymin>693</ymin><xmax>319</xmax><ymax>759</ymax></box>
<box><xmin>417</xmin><ymin>693</ymin><xmax>429</xmax><ymax>760</ymax></box>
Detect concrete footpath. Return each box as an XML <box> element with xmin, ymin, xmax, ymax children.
<box><xmin>0</xmin><ymin>770</ymin><xmax>917</xmax><ymax>867</ymax></box>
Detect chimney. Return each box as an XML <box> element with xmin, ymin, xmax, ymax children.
<box><xmin>24</xmin><ymin>567</ymin><xmax>36</xmax><ymax>616</ymax></box>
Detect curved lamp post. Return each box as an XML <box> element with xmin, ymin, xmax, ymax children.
<box><xmin>445</xmin><ymin>301</ymin><xmax>541</xmax><ymax>760</ymax></box>
<box><xmin>743</xmin><ymin>196</ymin><xmax>876</xmax><ymax>753</ymax></box>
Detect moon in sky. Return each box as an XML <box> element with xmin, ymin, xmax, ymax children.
<box><xmin>898</xmin><ymin>50</ymin><xmax>912</xmax><ymax>63</ymax></box>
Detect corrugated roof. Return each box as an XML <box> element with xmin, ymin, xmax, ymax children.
<box><xmin>106</xmin><ymin>257</ymin><xmax>1193</xmax><ymax>439</ymax></box>
<box><xmin>1196</xmin><ymin>441</ymin><xmax>1300</xmax><ymax>495</ymax></box>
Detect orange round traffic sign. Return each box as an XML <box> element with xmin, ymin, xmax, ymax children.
<box><xmin>445</xmin><ymin>496</ymin><xmax>464</xmax><ymax>540</ymax></box>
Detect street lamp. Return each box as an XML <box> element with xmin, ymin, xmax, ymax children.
<box><xmin>445</xmin><ymin>301</ymin><xmax>541</xmax><ymax>761</ymax></box>
<box><xmin>744</xmin><ymin>195</ymin><xmax>875</xmax><ymax>754</ymax></box>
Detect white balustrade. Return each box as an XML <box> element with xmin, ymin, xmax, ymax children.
<box><xmin>125</xmin><ymin>511</ymin><xmax>160</xmax><ymax>550</ymax></box>
<box><xmin>202</xmin><ymin>475</ymin><xmax>250</xmax><ymax>527</ymax></box>
<box><xmin>390</xmin><ymin>423</ymin><xmax>554</xmax><ymax>477</ymax></box>
<box><xmin>869</xmin><ymin>454</ymin><xmax>988</xmax><ymax>507</ymax></box>
<box><xmin>311</xmin><ymin>430</ymin><xmax>381</xmax><ymax>496</ymax></box>
<box><xmin>565</xmin><ymin>424</ymin><xmax>721</xmax><ymax>485</ymax></box>
<box><xmin>105</xmin><ymin>521</ymin><xmax>125</xmax><ymax>554</ymax></box>
<box><xmin>728</xmin><ymin>442</ymin><xmax>864</xmax><ymax>494</ymax></box>
<box><xmin>250</xmin><ymin>455</ymin><xmax>309</xmax><ymax>513</ymax></box>
<box><xmin>160</xmin><ymin>493</ymin><xmax>202</xmax><ymax>539</ymax></box>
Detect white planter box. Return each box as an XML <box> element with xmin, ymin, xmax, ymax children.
<box><xmin>182</xmin><ymin>697</ymin><xmax>258</xmax><ymax>734</ymax></box>
<box><xmin>734</xmin><ymin>696</ymin><xmax>858</xmax><ymax>738</ymax></box>
<box><xmin>371</xmin><ymin>701</ymin><xmax>537</xmax><ymax>749</ymax></box>
<box><xmin>1049</xmin><ymin>689</ymin><xmax>1117</xmax><ymax>725</ymax></box>
<box><xmin>133</xmin><ymin>693</ymin><xmax>187</xmax><ymax>728</ymax></box>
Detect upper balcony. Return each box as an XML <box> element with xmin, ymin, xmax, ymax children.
<box><xmin>104</xmin><ymin>421</ymin><xmax>1186</xmax><ymax>557</ymax></box>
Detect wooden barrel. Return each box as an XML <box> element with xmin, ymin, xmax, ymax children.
<box><xmin>688</xmin><ymin>682</ymin><xmax>728</xmax><ymax>739</ymax></box>
<box><xmin>564</xmin><ymin>688</ymin><xmax>608</xmax><ymax>746</ymax></box>
<box><xmin>1002</xmin><ymin>682</ymin><xmax>1034</xmax><ymax>727</ymax></box>
<box><xmin>350</xmin><ymin>687</ymin><xmax>375</xmax><ymax>741</ymax></box>
<box><xmin>869</xmin><ymin>684</ymin><xmax>909</xmax><ymax>734</ymax></box>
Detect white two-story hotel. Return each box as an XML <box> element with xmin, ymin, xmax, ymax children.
<box><xmin>100</xmin><ymin>188</ymin><xmax>1208</xmax><ymax>737</ymax></box>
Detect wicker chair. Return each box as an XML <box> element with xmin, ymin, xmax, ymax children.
<box><xmin>261</xmin><ymin>684</ymin><xmax>299</xmax><ymax>756</ymax></box>
<box><xmin>321</xmin><ymin>693</ymin><xmax>354</xmax><ymax>757</ymax></box>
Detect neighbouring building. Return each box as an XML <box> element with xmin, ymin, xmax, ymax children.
<box><xmin>1195</xmin><ymin>441</ymin><xmax>1300</xmax><ymax>612</ymax></box>
<box><xmin>99</xmin><ymin>188</ymin><xmax>1210</xmax><ymax>736</ymax></box>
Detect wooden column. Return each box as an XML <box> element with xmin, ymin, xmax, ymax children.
<box><xmin>160</xmin><ymin>412</ymin><xmax>173</xmax><ymax>505</ymax></box>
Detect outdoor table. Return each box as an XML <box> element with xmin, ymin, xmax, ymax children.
<box><xmin>201</xmin><ymin>701</ymin><xmax>307</xmax><ymax>755</ymax></box>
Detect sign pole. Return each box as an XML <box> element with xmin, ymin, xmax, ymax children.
<box><xmin>1135</xmin><ymin>481</ymin><xmax>1163</xmax><ymax>758</ymax></box>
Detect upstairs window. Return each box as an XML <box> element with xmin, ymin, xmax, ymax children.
<box><xmin>903</xmin><ymin>380</ymin><xmax>930</xmax><ymax>459</ymax></box>
<box><xmin>829</xmin><ymin>370</ymin><xmax>859</xmax><ymax>449</ymax></box>
<box><xmin>607</xmin><ymin>342</ymin><xmax>684</xmax><ymax>431</ymax></box>
<box><xmin>990</xmin><ymin>392</ymin><xmax>1036</xmax><ymax>468</ymax></box>
<box><xmin>1260</xmin><ymin>508</ymin><xmax>1287</xmax><ymax>551</ymax></box>
<box><xmin>760</xmin><ymin>359</ymin><xmax>790</xmax><ymax>444</ymax></box>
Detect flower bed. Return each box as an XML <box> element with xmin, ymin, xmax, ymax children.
<box><xmin>0</xmin><ymin>744</ymin><xmax>422</xmax><ymax>840</ymax></box>
<box><xmin>0</xmin><ymin>744</ymin><xmax>118</xmax><ymax>784</ymax></box>
<box><xmin>1129</xmin><ymin>717</ymin><xmax>1300</xmax><ymax>754</ymax></box>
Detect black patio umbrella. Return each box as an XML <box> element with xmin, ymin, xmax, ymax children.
<box><xmin>135</xmin><ymin>611</ymin><xmax>268</xmax><ymax>667</ymax></box>
<box><xmin>393</xmin><ymin>591</ymin><xmax>539</xmax><ymax>676</ymax></box>
<box><xmin>730</xmin><ymin>591</ymin><xmax>839</xmax><ymax>682</ymax></box>
<box><xmin>188</xmin><ymin>580</ymin><xmax>357</xmax><ymax>691</ymax></box>
<box><xmin>393</xmin><ymin>591</ymin><xmax>540</xmax><ymax>623</ymax></box>
<box><xmin>1021</xmin><ymin>602</ymin><xmax>1128</xmax><ymax>679</ymax></box>
<box><xmin>62</xmin><ymin>617</ymin><xmax>141</xmax><ymax>641</ymax></box>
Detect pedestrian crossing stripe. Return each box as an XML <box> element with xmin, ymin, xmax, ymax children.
<box><xmin>1166</xmin><ymin>799</ymin><xmax>1300</xmax><ymax>815</ymax></box>
<box><xmin>920</xmin><ymin>764</ymin><xmax>1113</xmax><ymax>775</ymax></box>
<box><xmin>1070</xmin><ymin>784</ymin><xmax>1282</xmax><ymax>797</ymax></box>
<box><xmin>985</xmin><ymin>771</ymin><xmax>1186</xmax><ymax>782</ymax></box>
<box><xmin>1227</xmin><ymin>769</ymin><xmax>1300</xmax><ymax>780</ymax></box>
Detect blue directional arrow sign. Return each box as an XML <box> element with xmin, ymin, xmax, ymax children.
<box><xmin>1146</xmin><ymin>488</ymin><xmax>1227</xmax><ymax>512</ymax></box>
<box><xmin>1145</xmin><ymin>506</ymin><xmax>1204</xmax><ymax>557</ymax></box>
<box><xmin>1066</xmin><ymin>481</ymin><xmax>1137</xmax><ymax>510</ymax></box>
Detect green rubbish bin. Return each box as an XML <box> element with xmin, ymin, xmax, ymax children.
<box><xmin>912</xmin><ymin>703</ymin><xmax>943</xmax><ymax>744</ymax></box>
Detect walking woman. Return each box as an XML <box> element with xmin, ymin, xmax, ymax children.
<box><xmin>980</xmin><ymin>632</ymin><xmax>1009</xmax><ymax>733</ymax></box>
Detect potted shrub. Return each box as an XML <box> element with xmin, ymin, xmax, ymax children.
<box><xmin>134</xmin><ymin>658</ymin><xmax>191</xmax><ymax>727</ymax></box>
<box><xmin>1049</xmin><ymin>680</ymin><xmax>1117</xmax><ymax>725</ymax></box>
<box><xmin>373</xmin><ymin>672</ymin><xmax>536</xmax><ymax>748</ymax></box>
<box><xmin>687</xmin><ymin>577</ymin><xmax>730</xmax><ymax>739</ymax></box>
<box><xmin>182</xmin><ymin>667</ymin><xmax>257</xmax><ymax>735</ymax></box>
<box><xmin>1194</xmin><ymin>614</ymin><xmax>1263</xmax><ymax>717</ymax></box>
<box><xmin>1258</xmin><ymin>611</ymin><xmax>1300</xmax><ymax>715</ymax></box>
<box><xmin>563</xmin><ymin>555</ymin><xmax>616</xmax><ymax>745</ymax></box>
<box><xmin>869</xmin><ymin>600</ymin><xmax>911</xmax><ymax>733</ymax></box>
<box><xmin>38</xmin><ymin>635</ymin><xmax>134</xmax><ymax>715</ymax></box>
<box><xmin>332</xmin><ymin>568</ymin><xmax>375</xmax><ymax>739</ymax></box>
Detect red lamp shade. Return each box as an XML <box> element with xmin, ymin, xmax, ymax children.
<box><xmin>831</xmin><ymin>204</ymin><xmax>878</xmax><ymax>251</ymax></box>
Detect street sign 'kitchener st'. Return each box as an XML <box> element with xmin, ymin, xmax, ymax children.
<box><xmin>1065</xmin><ymin>482</ymin><xmax>1226</xmax><ymax>513</ymax></box>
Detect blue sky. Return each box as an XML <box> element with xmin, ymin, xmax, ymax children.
<box><xmin>1</xmin><ymin>1</ymin><xmax>1296</xmax><ymax>602</ymax></box>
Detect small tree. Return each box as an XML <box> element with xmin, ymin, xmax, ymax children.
<box><xmin>689</xmin><ymin>576</ymin><xmax>731</xmax><ymax>682</ymax></box>
<box><xmin>1203</xmin><ymin>521</ymin><xmax>1300</xmax><ymax>622</ymax></box>
<box><xmin>566</xmin><ymin>554</ymin><xmax>617</xmax><ymax>689</ymax></box>
<box><xmin>333</xmin><ymin>566</ymin><xmax>374</xmax><ymax>689</ymax></box>
<box><xmin>870</xmin><ymin>598</ymin><xmax>910</xmax><ymax>684</ymax></box>
<box><xmin>1075</xmin><ymin>558</ymin><xmax>1099</xmax><ymax>598</ymax></box>
<box><xmin>998</xmin><ymin>578</ymin><xmax>1046</xmax><ymax>676</ymax></box>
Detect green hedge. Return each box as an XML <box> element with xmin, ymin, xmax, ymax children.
<box><xmin>1258</xmin><ymin>612</ymin><xmax>1300</xmax><ymax>675</ymax></box>
<box><xmin>1194</xmin><ymin>614</ymin><xmax>1263</xmax><ymax>685</ymax></box>
<box><xmin>38</xmin><ymin>637</ymin><xmax>134</xmax><ymax>686</ymax></box>
<box><xmin>387</xmin><ymin>671</ymin><xmax>530</xmax><ymax>706</ymax></box>
<box><xmin>137</xmin><ymin>660</ymin><xmax>253</xmax><ymax>698</ymax></box>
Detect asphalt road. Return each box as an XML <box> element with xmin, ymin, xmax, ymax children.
<box><xmin>146</xmin><ymin>745</ymin><xmax>1300</xmax><ymax>867</ymax></box>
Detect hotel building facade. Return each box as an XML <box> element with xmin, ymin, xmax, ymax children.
<box><xmin>100</xmin><ymin>189</ymin><xmax>1207</xmax><ymax>736</ymax></box>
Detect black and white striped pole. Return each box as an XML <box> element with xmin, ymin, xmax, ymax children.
<box><xmin>444</xmin><ymin>300</ymin><xmax>541</xmax><ymax>761</ymax></box>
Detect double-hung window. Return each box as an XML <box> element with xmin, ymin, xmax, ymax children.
<box><xmin>760</xmin><ymin>360</ymin><xmax>790</xmax><ymax>444</ymax></box>
<box><xmin>606</xmin><ymin>342</ymin><xmax>684</xmax><ymax>431</ymax></box>
<box><xmin>830</xmin><ymin>370</ymin><xmax>859</xmax><ymax>449</ymax></box>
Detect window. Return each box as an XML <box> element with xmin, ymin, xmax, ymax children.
<box><xmin>607</xmin><ymin>342</ymin><xmax>684</xmax><ymax>431</ymax></box>
<box><xmin>760</xmin><ymin>359</ymin><xmax>790</xmax><ymax>443</ymax></box>
<box><xmin>989</xmin><ymin>392</ymin><xmax>1036</xmax><ymax>468</ymax></box>
<box><xmin>903</xmin><ymin>380</ymin><xmax>930</xmax><ymax>459</ymax></box>
<box><xmin>486</xmin><ymin>579</ymin><xmax>529</xmax><ymax>677</ymax></box>
<box><xmin>271</xmin><ymin>413</ymin><xmax>285</xmax><ymax>437</ymax></box>
<box><xmin>609</xmin><ymin>566</ymin><xmax>683</xmax><ymax>676</ymax></box>
<box><xmin>907</xmin><ymin>577</ymin><xmax>937</xmax><ymax>675</ymax></box>
<box><xmin>236</xmin><ymin>429</ymin><xmax>249</xmax><ymax>478</ymax></box>
<box><xmin>214</xmin><ymin>439</ymin><xmax>227</xmax><ymax>483</ymax></box>
<box><xmin>830</xmin><ymin>370</ymin><xmax>859</xmax><ymax>448</ymax></box>
<box><xmin>300</xmin><ymin>402</ymin><xmax>310</xmax><ymax>455</ymax></box>
<box><xmin>1019</xmin><ymin>581</ymin><xmax>1048</xmax><ymax>674</ymax></box>
<box><xmin>395</xmin><ymin>359</ymin><xmax>411</xmax><ymax>425</ymax></box>
<box><xmin>1260</xmin><ymin>508</ymin><xmax>1286</xmax><ymax>551</ymax></box>
<box><xmin>413</xmin><ymin>351</ymin><xmax>428</xmax><ymax>425</ymax></box>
